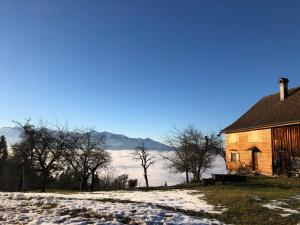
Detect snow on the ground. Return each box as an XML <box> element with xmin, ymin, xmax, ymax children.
<box><xmin>0</xmin><ymin>191</ymin><xmax>225</xmax><ymax>225</ymax></box>
<box><xmin>262</xmin><ymin>200</ymin><xmax>300</xmax><ymax>217</ymax></box>
<box><xmin>109</xmin><ymin>150</ymin><xmax>226</xmax><ymax>187</ymax></box>
<box><xmin>22</xmin><ymin>189</ymin><xmax>224</xmax><ymax>214</ymax></box>
<box><xmin>92</xmin><ymin>189</ymin><xmax>224</xmax><ymax>214</ymax></box>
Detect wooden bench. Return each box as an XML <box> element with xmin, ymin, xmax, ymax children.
<box><xmin>212</xmin><ymin>174</ymin><xmax>247</xmax><ymax>183</ymax></box>
<box><xmin>288</xmin><ymin>171</ymin><xmax>300</xmax><ymax>178</ymax></box>
<box><xmin>203</xmin><ymin>178</ymin><xmax>216</xmax><ymax>186</ymax></box>
<box><xmin>290</xmin><ymin>157</ymin><xmax>300</xmax><ymax>178</ymax></box>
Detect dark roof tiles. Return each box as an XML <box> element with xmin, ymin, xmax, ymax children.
<box><xmin>223</xmin><ymin>86</ymin><xmax>300</xmax><ymax>133</ymax></box>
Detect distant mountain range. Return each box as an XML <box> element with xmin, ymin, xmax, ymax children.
<box><xmin>0</xmin><ymin>127</ymin><xmax>170</xmax><ymax>151</ymax></box>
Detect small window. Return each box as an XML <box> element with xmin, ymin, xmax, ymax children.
<box><xmin>230</xmin><ymin>151</ymin><xmax>239</xmax><ymax>162</ymax></box>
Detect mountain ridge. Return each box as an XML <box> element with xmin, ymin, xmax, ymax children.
<box><xmin>0</xmin><ymin>127</ymin><xmax>170</xmax><ymax>151</ymax></box>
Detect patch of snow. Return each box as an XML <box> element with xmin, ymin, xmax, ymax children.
<box><xmin>280</xmin><ymin>213</ymin><xmax>292</xmax><ymax>217</ymax></box>
<box><xmin>292</xmin><ymin>195</ymin><xmax>300</xmax><ymax>200</ymax></box>
<box><xmin>0</xmin><ymin>192</ymin><xmax>225</xmax><ymax>225</ymax></box>
<box><xmin>252</xmin><ymin>196</ymin><xmax>262</xmax><ymax>201</ymax></box>
<box><xmin>92</xmin><ymin>189</ymin><xmax>225</xmax><ymax>214</ymax></box>
<box><xmin>262</xmin><ymin>200</ymin><xmax>300</xmax><ymax>217</ymax></box>
<box><xmin>21</xmin><ymin>189</ymin><xmax>224</xmax><ymax>214</ymax></box>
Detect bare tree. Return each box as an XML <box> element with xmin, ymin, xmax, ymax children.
<box><xmin>132</xmin><ymin>141</ymin><xmax>155</xmax><ymax>188</ymax></box>
<box><xmin>11</xmin><ymin>141</ymin><xmax>27</xmax><ymax>192</ymax></box>
<box><xmin>100</xmin><ymin>167</ymin><xmax>117</xmax><ymax>191</ymax></box>
<box><xmin>11</xmin><ymin>120</ymin><xmax>36</xmax><ymax>192</ymax></box>
<box><xmin>164</xmin><ymin>126</ymin><xmax>218</xmax><ymax>182</ymax></box>
<box><xmin>14</xmin><ymin>120</ymin><xmax>70</xmax><ymax>192</ymax></box>
<box><xmin>163</xmin><ymin>128</ymin><xmax>193</xmax><ymax>183</ymax></box>
<box><xmin>97</xmin><ymin>168</ymin><xmax>129</xmax><ymax>191</ymax></box>
<box><xmin>114</xmin><ymin>174</ymin><xmax>129</xmax><ymax>189</ymax></box>
<box><xmin>186</xmin><ymin>129</ymin><xmax>215</xmax><ymax>181</ymax></box>
<box><xmin>65</xmin><ymin>129</ymin><xmax>111</xmax><ymax>191</ymax></box>
<box><xmin>5</xmin><ymin>120</ymin><xmax>112</xmax><ymax>192</ymax></box>
<box><xmin>88</xmin><ymin>147</ymin><xmax>111</xmax><ymax>192</ymax></box>
<box><xmin>211</xmin><ymin>133</ymin><xmax>226</xmax><ymax>162</ymax></box>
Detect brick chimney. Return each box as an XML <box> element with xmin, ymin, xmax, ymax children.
<box><xmin>279</xmin><ymin>77</ymin><xmax>289</xmax><ymax>101</ymax></box>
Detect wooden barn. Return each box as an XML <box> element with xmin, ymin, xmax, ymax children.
<box><xmin>222</xmin><ymin>78</ymin><xmax>300</xmax><ymax>177</ymax></box>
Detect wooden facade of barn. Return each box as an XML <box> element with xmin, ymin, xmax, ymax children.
<box><xmin>272</xmin><ymin>124</ymin><xmax>300</xmax><ymax>176</ymax></box>
<box><xmin>223</xmin><ymin>78</ymin><xmax>300</xmax><ymax>177</ymax></box>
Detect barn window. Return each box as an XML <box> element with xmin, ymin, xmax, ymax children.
<box><xmin>230</xmin><ymin>151</ymin><xmax>239</xmax><ymax>162</ymax></box>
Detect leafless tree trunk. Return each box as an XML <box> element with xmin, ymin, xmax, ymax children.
<box><xmin>211</xmin><ymin>133</ymin><xmax>226</xmax><ymax>161</ymax></box>
<box><xmin>163</xmin><ymin>128</ymin><xmax>192</xmax><ymax>183</ymax></box>
<box><xmin>14</xmin><ymin>120</ymin><xmax>70</xmax><ymax>192</ymax></box>
<box><xmin>65</xmin><ymin>129</ymin><xmax>111</xmax><ymax>192</ymax></box>
<box><xmin>133</xmin><ymin>141</ymin><xmax>155</xmax><ymax>188</ymax></box>
<box><xmin>163</xmin><ymin>126</ymin><xmax>218</xmax><ymax>182</ymax></box>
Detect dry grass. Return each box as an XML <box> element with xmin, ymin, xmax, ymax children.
<box><xmin>179</xmin><ymin>176</ymin><xmax>300</xmax><ymax>225</ymax></box>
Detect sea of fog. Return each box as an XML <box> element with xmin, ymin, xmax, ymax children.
<box><xmin>106</xmin><ymin>150</ymin><xmax>226</xmax><ymax>187</ymax></box>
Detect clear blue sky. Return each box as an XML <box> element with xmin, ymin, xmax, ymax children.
<box><xmin>0</xmin><ymin>0</ymin><xmax>300</xmax><ymax>141</ymax></box>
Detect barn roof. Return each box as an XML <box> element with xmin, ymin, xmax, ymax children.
<box><xmin>222</xmin><ymin>86</ymin><xmax>300</xmax><ymax>133</ymax></box>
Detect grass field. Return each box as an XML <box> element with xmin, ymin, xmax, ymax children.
<box><xmin>178</xmin><ymin>176</ymin><xmax>300</xmax><ymax>225</ymax></box>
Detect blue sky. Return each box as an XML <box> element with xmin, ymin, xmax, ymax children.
<box><xmin>0</xmin><ymin>0</ymin><xmax>300</xmax><ymax>141</ymax></box>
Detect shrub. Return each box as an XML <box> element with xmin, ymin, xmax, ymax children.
<box><xmin>128</xmin><ymin>179</ymin><xmax>138</xmax><ymax>188</ymax></box>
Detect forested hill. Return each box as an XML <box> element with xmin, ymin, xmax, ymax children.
<box><xmin>0</xmin><ymin>127</ymin><xmax>170</xmax><ymax>151</ymax></box>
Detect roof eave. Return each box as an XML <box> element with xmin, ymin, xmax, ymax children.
<box><xmin>222</xmin><ymin>120</ymin><xmax>300</xmax><ymax>134</ymax></box>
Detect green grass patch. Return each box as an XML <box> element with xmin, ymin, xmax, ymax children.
<box><xmin>178</xmin><ymin>176</ymin><xmax>300</xmax><ymax>225</ymax></box>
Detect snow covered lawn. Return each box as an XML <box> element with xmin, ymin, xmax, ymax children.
<box><xmin>0</xmin><ymin>190</ymin><xmax>225</xmax><ymax>225</ymax></box>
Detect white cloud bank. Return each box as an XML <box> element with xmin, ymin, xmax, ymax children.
<box><xmin>108</xmin><ymin>150</ymin><xmax>226</xmax><ymax>187</ymax></box>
